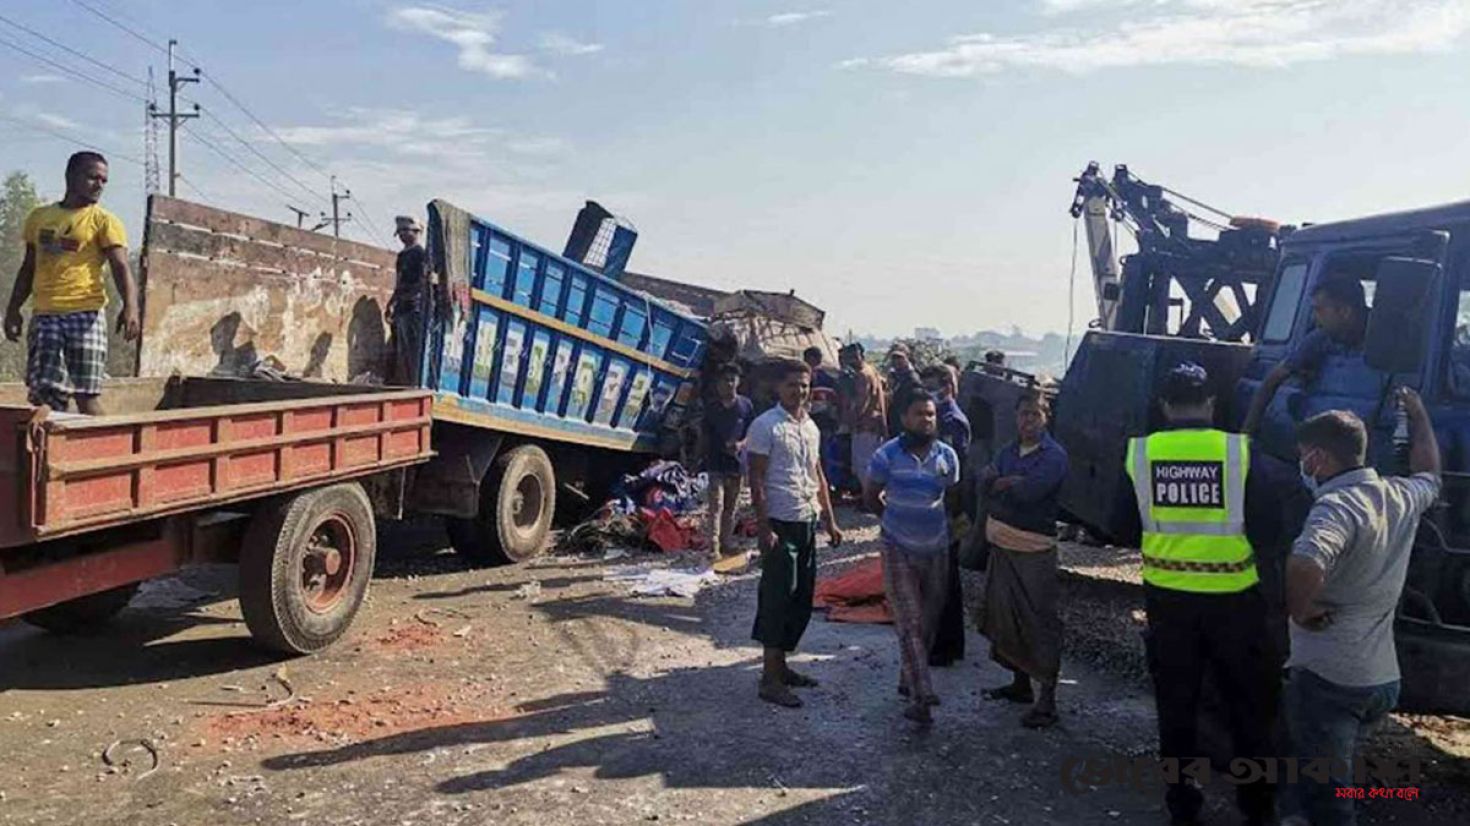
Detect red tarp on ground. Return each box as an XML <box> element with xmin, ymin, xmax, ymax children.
<box><xmin>812</xmin><ymin>557</ymin><xmax>892</xmax><ymax>624</ymax></box>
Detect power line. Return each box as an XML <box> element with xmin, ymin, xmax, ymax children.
<box><xmin>194</xmin><ymin>106</ymin><xmax>327</xmax><ymax>204</ymax></box>
<box><xmin>180</xmin><ymin>127</ymin><xmax>302</xmax><ymax>204</ymax></box>
<box><xmin>0</xmin><ymin>30</ymin><xmax>147</xmax><ymax>103</ymax></box>
<box><xmin>198</xmin><ymin>72</ymin><xmax>330</xmax><ymax>181</ymax></box>
<box><xmin>0</xmin><ymin>113</ymin><xmax>144</xmax><ymax>166</ymax></box>
<box><xmin>66</xmin><ymin>0</ymin><xmax>182</xmax><ymax>65</ymax></box>
<box><xmin>0</xmin><ymin>11</ymin><xmax>147</xmax><ymax>86</ymax></box>
<box><xmin>176</xmin><ymin>174</ymin><xmax>213</xmax><ymax>205</ymax></box>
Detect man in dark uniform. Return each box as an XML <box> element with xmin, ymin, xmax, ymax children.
<box><xmin>387</xmin><ymin>215</ymin><xmax>430</xmax><ymax>385</ymax></box>
<box><xmin>1122</xmin><ymin>363</ymin><xmax>1288</xmax><ymax>826</ymax></box>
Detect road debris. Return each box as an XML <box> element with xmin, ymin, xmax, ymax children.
<box><xmin>101</xmin><ymin>738</ymin><xmax>159</xmax><ymax>780</ymax></box>
<box><xmin>604</xmin><ymin>564</ymin><xmax>720</xmax><ymax>598</ymax></box>
<box><xmin>413</xmin><ymin>606</ymin><xmax>471</xmax><ymax>627</ymax></box>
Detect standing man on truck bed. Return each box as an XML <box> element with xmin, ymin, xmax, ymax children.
<box><xmin>3</xmin><ymin>152</ymin><xmax>138</xmax><ymax>414</ymax></box>
<box><xmin>1282</xmin><ymin>394</ymin><xmax>1440</xmax><ymax>826</ymax></box>
<box><xmin>1242</xmin><ymin>274</ymin><xmax>1369</xmax><ymax>433</ymax></box>
<box><xmin>1124</xmin><ymin>363</ymin><xmax>1278</xmax><ymax>826</ymax></box>
<box><xmin>387</xmin><ymin>215</ymin><xmax>430</xmax><ymax>386</ymax></box>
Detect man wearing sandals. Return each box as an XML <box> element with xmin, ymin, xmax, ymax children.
<box><xmin>864</xmin><ymin>389</ymin><xmax>961</xmax><ymax>724</ymax></box>
<box><xmin>747</xmin><ymin>359</ymin><xmax>844</xmax><ymax>708</ymax></box>
<box><xmin>977</xmin><ymin>389</ymin><xmax>1069</xmax><ymax>729</ymax></box>
<box><xmin>1123</xmin><ymin>363</ymin><xmax>1277</xmax><ymax>826</ymax></box>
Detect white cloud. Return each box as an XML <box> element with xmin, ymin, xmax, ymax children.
<box><xmin>847</xmin><ymin>0</ymin><xmax>1470</xmax><ymax>77</ymax></box>
<box><xmin>539</xmin><ymin>33</ymin><xmax>604</xmax><ymax>56</ymax></box>
<box><xmin>271</xmin><ymin>108</ymin><xmax>567</xmax><ymax>166</ymax></box>
<box><xmin>765</xmin><ymin>10</ymin><xmax>832</xmax><ymax>28</ymax></box>
<box><xmin>33</xmin><ymin>112</ymin><xmax>78</xmax><ymax>130</ymax></box>
<box><xmin>387</xmin><ymin>5</ymin><xmax>541</xmax><ymax>79</ymax></box>
<box><xmin>20</xmin><ymin>74</ymin><xmax>66</xmax><ymax>85</ymax></box>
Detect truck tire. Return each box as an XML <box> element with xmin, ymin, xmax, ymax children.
<box><xmin>22</xmin><ymin>583</ymin><xmax>139</xmax><ymax>634</ymax></box>
<box><xmin>238</xmin><ymin>482</ymin><xmax>376</xmax><ymax>655</ymax></box>
<box><xmin>446</xmin><ymin>444</ymin><xmax>556</xmax><ymax>565</ymax></box>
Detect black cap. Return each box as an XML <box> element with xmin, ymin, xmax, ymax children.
<box><xmin>1161</xmin><ymin>361</ymin><xmax>1211</xmax><ymax>405</ymax></box>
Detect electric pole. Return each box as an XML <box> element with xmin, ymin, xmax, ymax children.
<box><xmin>143</xmin><ymin>68</ymin><xmax>161</xmax><ymax>195</ymax></box>
<box><xmin>328</xmin><ymin>176</ymin><xmax>353</xmax><ymax>239</ymax></box>
<box><xmin>148</xmin><ymin>39</ymin><xmax>199</xmax><ymax>197</ymax></box>
<box><xmin>287</xmin><ymin>205</ymin><xmax>311</xmax><ymax>228</ymax></box>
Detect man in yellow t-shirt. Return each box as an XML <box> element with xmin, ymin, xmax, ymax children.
<box><xmin>3</xmin><ymin>152</ymin><xmax>139</xmax><ymax>414</ymax></box>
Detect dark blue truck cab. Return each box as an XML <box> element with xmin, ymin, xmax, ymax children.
<box><xmin>1056</xmin><ymin>198</ymin><xmax>1470</xmax><ymax>714</ymax></box>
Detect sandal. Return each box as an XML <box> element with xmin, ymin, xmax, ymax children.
<box><xmin>759</xmin><ymin>683</ymin><xmax>803</xmax><ymax>708</ymax></box>
<box><xmin>782</xmin><ymin>668</ymin><xmax>819</xmax><ymax>688</ymax></box>
<box><xmin>982</xmin><ymin>685</ymin><xmax>1035</xmax><ymax>704</ymax></box>
<box><xmin>903</xmin><ymin>703</ymin><xmax>933</xmax><ymax>725</ymax></box>
<box><xmin>1020</xmin><ymin>707</ymin><xmax>1059</xmax><ymax>729</ymax></box>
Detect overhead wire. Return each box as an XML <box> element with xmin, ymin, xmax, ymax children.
<box><xmin>67</xmin><ymin>0</ymin><xmax>390</xmax><ymax>244</ymax></box>
<box><xmin>0</xmin><ymin>11</ymin><xmax>147</xmax><ymax>87</ymax></box>
<box><xmin>192</xmin><ymin>105</ymin><xmax>328</xmax><ymax>205</ymax></box>
<box><xmin>0</xmin><ymin>112</ymin><xmax>144</xmax><ymax>166</ymax></box>
<box><xmin>180</xmin><ymin>127</ymin><xmax>304</xmax><ymax>204</ymax></box>
<box><xmin>0</xmin><ymin>30</ymin><xmax>147</xmax><ymax>104</ymax></box>
<box><xmin>66</xmin><ymin>0</ymin><xmax>180</xmax><ymax>64</ymax></box>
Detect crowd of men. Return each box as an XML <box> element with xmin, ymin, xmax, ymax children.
<box><xmin>702</xmin><ymin>313</ymin><xmax>1437</xmax><ymax>826</ymax></box>
<box><xmin>5</xmin><ymin>152</ymin><xmax>1435</xmax><ymax>826</ymax></box>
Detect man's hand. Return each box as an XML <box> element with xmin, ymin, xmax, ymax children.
<box><xmin>759</xmin><ymin>524</ymin><xmax>777</xmax><ymax>553</ymax></box>
<box><xmin>992</xmin><ymin>475</ymin><xmax>1024</xmax><ymax>492</ymax></box>
<box><xmin>1296</xmin><ymin>607</ymin><xmax>1333</xmax><ymax>632</ymax></box>
<box><xmin>1397</xmin><ymin>386</ymin><xmax>1427</xmax><ymax>418</ymax></box>
<box><xmin>116</xmin><ymin>302</ymin><xmax>141</xmax><ymax>341</ymax></box>
<box><xmin>825</xmin><ymin>518</ymin><xmax>843</xmax><ymax>548</ymax></box>
<box><xmin>3</xmin><ymin>306</ymin><xmax>21</xmax><ymax>342</ymax></box>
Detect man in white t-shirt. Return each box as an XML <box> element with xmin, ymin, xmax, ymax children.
<box><xmin>746</xmin><ymin>359</ymin><xmax>843</xmax><ymax>708</ymax></box>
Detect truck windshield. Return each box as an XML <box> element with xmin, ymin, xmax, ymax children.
<box><xmin>1261</xmin><ymin>262</ymin><xmax>1309</xmax><ymax>342</ymax></box>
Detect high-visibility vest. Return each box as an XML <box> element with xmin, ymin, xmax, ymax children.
<box><xmin>1124</xmin><ymin>429</ymin><xmax>1259</xmax><ymax>593</ymax></box>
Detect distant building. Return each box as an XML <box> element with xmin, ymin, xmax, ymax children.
<box><xmin>914</xmin><ymin>326</ymin><xmax>942</xmax><ymax>341</ymax></box>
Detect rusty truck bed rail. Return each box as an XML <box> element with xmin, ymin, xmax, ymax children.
<box><xmin>2</xmin><ymin>384</ymin><xmax>432</xmax><ymax>547</ymax></box>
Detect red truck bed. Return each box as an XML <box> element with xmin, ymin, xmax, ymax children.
<box><xmin>1</xmin><ymin>377</ymin><xmax>431</xmax><ymax>549</ymax></box>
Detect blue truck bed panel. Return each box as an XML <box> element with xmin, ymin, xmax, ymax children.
<box><xmin>425</xmin><ymin>200</ymin><xmax>705</xmax><ymax>453</ymax></box>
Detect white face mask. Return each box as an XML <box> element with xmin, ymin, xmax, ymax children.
<box><xmin>1299</xmin><ymin>451</ymin><xmax>1319</xmax><ymax>494</ymax></box>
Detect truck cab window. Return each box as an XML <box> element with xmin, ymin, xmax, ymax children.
<box><xmin>1262</xmin><ymin>262</ymin><xmax>1309</xmax><ymax>342</ymax></box>
<box><xmin>1449</xmin><ymin>284</ymin><xmax>1470</xmax><ymax>399</ymax></box>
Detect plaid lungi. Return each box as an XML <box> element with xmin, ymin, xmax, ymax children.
<box><xmin>26</xmin><ymin>310</ymin><xmax>108</xmax><ymax>409</ymax></box>
<box><xmin>882</xmin><ymin>541</ymin><xmax>950</xmax><ymax>703</ymax></box>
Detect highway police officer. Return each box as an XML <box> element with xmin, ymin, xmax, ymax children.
<box><xmin>1124</xmin><ymin>362</ymin><xmax>1280</xmax><ymax>826</ymax></box>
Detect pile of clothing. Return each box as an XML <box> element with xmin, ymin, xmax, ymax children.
<box><xmin>609</xmin><ymin>460</ymin><xmax>707</xmax><ymax>515</ymax></box>
<box><xmin>556</xmin><ymin>460</ymin><xmax>710</xmax><ymax>556</ymax></box>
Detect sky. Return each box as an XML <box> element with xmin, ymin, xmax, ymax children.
<box><xmin>2</xmin><ymin>0</ymin><xmax>1469</xmax><ymax>339</ymax></box>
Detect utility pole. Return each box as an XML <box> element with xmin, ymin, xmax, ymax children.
<box><xmin>143</xmin><ymin>68</ymin><xmax>161</xmax><ymax>195</ymax></box>
<box><xmin>328</xmin><ymin>176</ymin><xmax>353</xmax><ymax>239</ymax></box>
<box><xmin>286</xmin><ymin>205</ymin><xmax>311</xmax><ymax>228</ymax></box>
<box><xmin>148</xmin><ymin>39</ymin><xmax>199</xmax><ymax>197</ymax></box>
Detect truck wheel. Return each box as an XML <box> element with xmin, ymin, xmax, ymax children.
<box><xmin>239</xmin><ymin>482</ymin><xmax>376</xmax><ymax>655</ymax></box>
<box><xmin>446</xmin><ymin>445</ymin><xmax>556</xmax><ymax>565</ymax></box>
<box><xmin>22</xmin><ymin>583</ymin><xmax>139</xmax><ymax>634</ymax></box>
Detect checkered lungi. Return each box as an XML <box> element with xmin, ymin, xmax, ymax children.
<box><xmin>882</xmin><ymin>540</ymin><xmax>950</xmax><ymax>703</ymax></box>
<box><xmin>26</xmin><ymin>310</ymin><xmax>109</xmax><ymax>409</ymax></box>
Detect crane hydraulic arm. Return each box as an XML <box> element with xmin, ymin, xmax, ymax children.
<box><xmin>1069</xmin><ymin>162</ymin><xmax>1285</xmax><ymax>343</ymax></box>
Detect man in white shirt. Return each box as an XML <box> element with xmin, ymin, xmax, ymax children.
<box><xmin>746</xmin><ymin>359</ymin><xmax>844</xmax><ymax>708</ymax></box>
<box><xmin>1282</xmin><ymin>390</ymin><xmax>1440</xmax><ymax>826</ymax></box>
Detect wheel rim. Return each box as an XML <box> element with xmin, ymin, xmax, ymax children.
<box><xmin>510</xmin><ymin>472</ymin><xmax>544</xmax><ymax>536</ymax></box>
<box><xmin>301</xmin><ymin>512</ymin><xmax>356</xmax><ymax>614</ymax></box>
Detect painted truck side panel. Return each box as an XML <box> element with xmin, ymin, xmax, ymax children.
<box><xmin>424</xmin><ymin>200</ymin><xmax>705</xmax><ymax>454</ymax></box>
